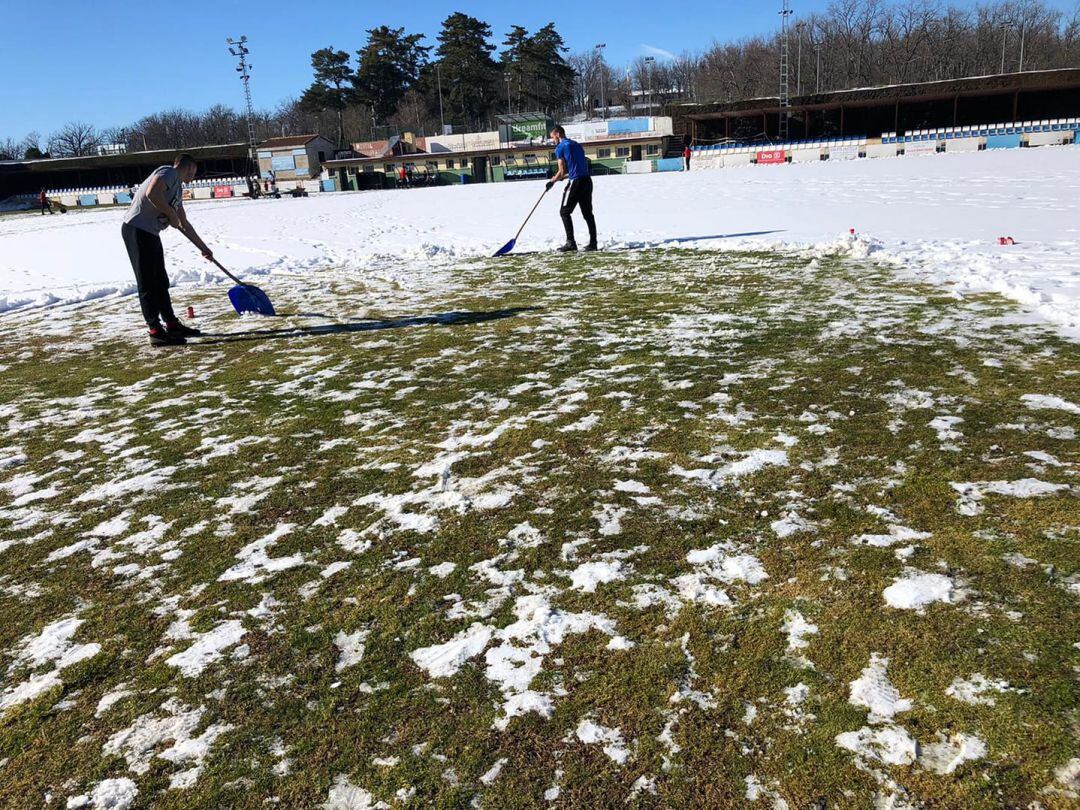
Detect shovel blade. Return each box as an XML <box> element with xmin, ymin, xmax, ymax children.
<box><xmin>228</xmin><ymin>284</ymin><xmax>276</xmax><ymax>316</ymax></box>
<box><xmin>493</xmin><ymin>238</ymin><xmax>516</xmax><ymax>257</ymax></box>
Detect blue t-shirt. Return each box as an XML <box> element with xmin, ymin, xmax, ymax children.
<box><xmin>555</xmin><ymin>138</ymin><xmax>589</xmax><ymax>180</ymax></box>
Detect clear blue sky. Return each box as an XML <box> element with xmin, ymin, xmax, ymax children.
<box><xmin>2</xmin><ymin>0</ymin><xmax>1076</xmax><ymax>137</ymax></box>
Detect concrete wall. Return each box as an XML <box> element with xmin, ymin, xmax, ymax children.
<box><xmin>692</xmin><ymin>156</ymin><xmax>724</xmax><ymax>171</ymax></box>
<box><xmin>789</xmin><ymin>148</ymin><xmax>821</xmax><ymax>163</ymax></box>
<box><xmin>724</xmin><ymin>153</ymin><xmax>754</xmax><ymax>167</ymax></box>
<box><xmin>864</xmin><ymin>143</ymin><xmax>898</xmax><ymax>159</ymax></box>
<box><xmin>1026</xmin><ymin>131</ymin><xmax>1068</xmax><ymax>147</ymax></box>
<box><xmin>625</xmin><ymin>160</ymin><xmax>653</xmax><ymax>174</ymax></box>
<box><xmin>945</xmin><ymin>137</ymin><xmax>982</xmax><ymax>153</ymax></box>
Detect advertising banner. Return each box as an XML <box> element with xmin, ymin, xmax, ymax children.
<box><xmin>829</xmin><ymin>144</ymin><xmax>860</xmax><ymax>161</ymax></box>
<box><xmin>756</xmin><ymin>149</ymin><xmax>787</xmax><ymax>164</ymax></box>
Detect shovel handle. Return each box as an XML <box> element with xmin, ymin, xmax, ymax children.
<box><xmin>176</xmin><ymin>223</ymin><xmax>248</xmax><ymax>286</ymax></box>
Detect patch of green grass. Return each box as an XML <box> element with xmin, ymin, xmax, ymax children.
<box><xmin>0</xmin><ymin>248</ymin><xmax>1077</xmax><ymax>807</ymax></box>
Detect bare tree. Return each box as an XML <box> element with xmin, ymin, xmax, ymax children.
<box><xmin>48</xmin><ymin>121</ymin><xmax>101</xmax><ymax>157</ymax></box>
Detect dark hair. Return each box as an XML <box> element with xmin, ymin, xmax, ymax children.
<box><xmin>174</xmin><ymin>154</ymin><xmax>197</xmax><ymax>170</ymax></box>
<box><xmin>551</xmin><ymin>125</ymin><xmax>566</xmax><ymax>138</ymax></box>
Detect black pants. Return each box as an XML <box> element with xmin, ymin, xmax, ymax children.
<box><xmin>121</xmin><ymin>223</ymin><xmax>176</xmax><ymax>327</ymax></box>
<box><xmin>560</xmin><ymin>176</ymin><xmax>597</xmax><ymax>245</ymax></box>
<box><xmin>40</xmin><ymin>201</ymin><xmax>53</xmax><ymax>214</ymax></box>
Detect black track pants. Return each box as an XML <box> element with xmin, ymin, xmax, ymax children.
<box><xmin>121</xmin><ymin>223</ymin><xmax>176</xmax><ymax>327</ymax></box>
<box><xmin>560</xmin><ymin>176</ymin><xmax>597</xmax><ymax>245</ymax></box>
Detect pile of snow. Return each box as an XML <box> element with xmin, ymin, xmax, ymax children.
<box><xmin>2</xmin><ymin>148</ymin><xmax>1079</xmax><ymax>338</ymax></box>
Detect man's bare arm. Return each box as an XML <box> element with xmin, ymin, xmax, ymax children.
<box><xmin>146</xmin><ymin>175</ymin><xmax>182</xmax><ymax>229</ymax></box>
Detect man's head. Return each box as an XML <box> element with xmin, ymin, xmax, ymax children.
<box><xmin>173</xmin><ymin>154</ymin><xmax>198</xmax><ymax>182</ymax></box>
<box><xmin>549</xmin><ymin>125</ymin><xmax>566</xmax><ymax>144</ymax></box>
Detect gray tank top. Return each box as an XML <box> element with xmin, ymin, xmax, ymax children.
<box><xmin>123</xmin><ymin>165</ymin><xmax>183</xmax><ymax>234</ymax></box>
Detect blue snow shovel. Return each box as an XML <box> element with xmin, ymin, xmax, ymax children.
<box><xmin>213</xmin><ymin>258</ymin><xmax>276</xmax><ymax>317</ymax></box>
<box><xmin>180</xmin><ymin>226</ymin><xmax>275</xmax><ymax>316</ymax></box>
<box><xmin>494</xmin><ymin>184</ymin><xmax>550</xmax><ymax>257</ymax></box>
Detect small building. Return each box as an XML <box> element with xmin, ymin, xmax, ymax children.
<box><xmin>323</xmin><ymin>133</ymin><xmax>674</xmax><ymax>189</ymax></box>
<box><xmin>257</xmin><ymin>135</ymin><xmax>335</xmax><ymax>182</ymax></box>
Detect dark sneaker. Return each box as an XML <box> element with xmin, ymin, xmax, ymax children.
<box><xmin>165</xmin><ymin>320</ymin><xmax>203</xmax><ymax>338</ymax></box>
<box><xmin>557</xmin><ymin>242</ymin><xmax>578</xmax><ymax>253</ymax></box>
<box><xmin>583</xmin><ymin>242</ymin><xmax>599</xmax><ymax>252</ymax></box>
<box><xmin>148</xmin><ymin>325</ymin><xmax>186</xmax><ymax>347</ymax></box>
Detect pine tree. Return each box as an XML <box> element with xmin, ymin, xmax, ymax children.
<box><xmin>299</xmin><ymin>48</ymin><xmax>355</xmax><ymax>147</ymax></box>
<box><xmin>354</xmin><ymin>26</ymin><xmax>430</xmax><ymax>126</ymax></box>
<box><xmin>500</xmin><ymin>23</ymin><xmax>575</xmax><ymax>116</ymax></box>
<box><xmin>526</xmin><ymin>24</ymin><xmax>575</xmax><ymax>115</ymax></box>
<box><xmin>500</xmin><ymin>25</ymin><xmax>530</xmax><ymax>114</ymax></box>
<box><xmin>434</xmin><ymin>13</ymin><xmax>499</xmax><ymax>131</ymax></box>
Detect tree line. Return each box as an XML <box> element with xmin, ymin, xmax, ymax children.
<box><xmin>2</xmin><ymin>0</ymin><xmax>1078</xmax><ymax>160</ymax></box>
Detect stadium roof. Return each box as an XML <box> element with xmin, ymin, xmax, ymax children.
<box><xmin>257</xmin><ymin>134</ymin><xmax>329</xmax><ymax>150</ymax></box>
<box><xmin>0</xmin><ymin>142</ymin><xmax>249</xmax><ymax>173</ymax></box>
<box><xmin>669</xmin><ymin>68</ymin><xmax>1080</xmax><ymax>122</ymax></box>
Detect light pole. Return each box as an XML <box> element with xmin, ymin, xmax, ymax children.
<box><xmin>505</xmin><ymin>72</ymin><xmax>512</xmax><ymax>115</ymax></box>
<box><xmin>815</xmin><ymin>41</ymin><xmax>822</xmax><ymax>94</ymax></box>
<box><xmin>796</xmin><ymin>22</ymin><xmax>804</xmax><ymax>96</ymax></box>
<box><xmin>644</xmin><ymin>56</ymin><xmax>655</xmax><ymax>115</ymax></box>
<box><xmin>436</xmin><ymin>62</ymin><xmax>446</xmax><ymax>133</ymax></box>
<box><xmin>227</xmin><ymin>36</ymin><xmax>257</xmax><ymax>191</ymax></box>
<box><xmin>596</xmin><ymin>43</ymin><xmax>607</xmax><ymax>119</ymax></box>
<box><xmin>1018</xmin><ymin>1</ymin><xmax>1030</xmax><ymax>73</ymax></box>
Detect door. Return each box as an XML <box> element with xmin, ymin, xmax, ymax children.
<box><xmin>472</xmin><ymin>156</ymin><xmax>488</xmax><ymax>183</ymax></box>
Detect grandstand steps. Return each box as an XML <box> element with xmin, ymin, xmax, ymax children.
<box><xmin>664</xmin><ymin>135</ymin><xmax>686</xmax><ymax>159</ymax></box>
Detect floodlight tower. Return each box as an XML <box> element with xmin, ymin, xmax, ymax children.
<box><xmin>227</xmin><ymin>36</ymin><xmax>258</xmax><ymax>183</ymax></box>
<box><xmin>779</xmin><ymin>1</ymin><xmax>793</xmax><ymax>142</ymax></box>
<box><xmin>596</xmin><ymin>44</ymin><xmax>607</xmax><ymax>119</ymax></box>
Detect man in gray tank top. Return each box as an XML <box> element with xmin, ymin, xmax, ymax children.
<box><xmin>121</xmin><ymin>154</ymin><xmax>214</xmax><ymax>346</ymax></box>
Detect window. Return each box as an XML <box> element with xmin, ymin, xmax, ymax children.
<box><xmin>524</xmin><ymin>154</ymin><xmax>538</xmax><ymax>166</ymax></box>
<box><xmin>446</xmin><ymin>159</ymin><xmax>455</xmax><ymax>169</ymax></box>
<box><xmin>317</xmin><ymin>151</ymin><xmax>326</xmax><ymax>162</ymax></box>
<box><xmin>616</xmin><ymin>147</ymin><xmax>630</xmax><ymax>158</ymax></box>
<box><xmin>363</xmin><ymin>164</ymin><xmax>374</xmax><ymax>173</ymax></box>
<box><xmin>491</xmin><ymin>156</ymin><xmax>501</xmax><ymax>166</ymax></box>
<box><xmin>385</xmin><ymin>163</ymin><xmax>396</xmax><ymax>173</ymax></box>
<box><xmin>646</xmin><ymin>145</ymin><xmax>660</xmax><ymax>155</ymax></box>
<box><xmin>504</xmin><ymin>155</ymin><xmax>517</xmax><ymax>166</ymax></box>
<box><xmin>426</xmin><ymin>161</ymin><xmax>438</xmax><ymax>171</ymax></box>
<box><xmin>597</xmin><ymin>148</ymin><xmax>612</xmax><ymax>159</ymax></box>
<box><xmin>460</xmin><ymin>158</ymin><xmax>468</xmax><ymax>168</ymax></box>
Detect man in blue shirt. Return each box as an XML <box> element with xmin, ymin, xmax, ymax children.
<box><xmin>546</xmin><ymin>126</ymin><xmax>598</xmax><ymax>252</ymax></box>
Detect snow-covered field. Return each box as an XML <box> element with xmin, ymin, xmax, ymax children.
<box><xmin>2</xmin><ymin>145</ymin><xmax>1079</xmax><ymax>337</ymax></box>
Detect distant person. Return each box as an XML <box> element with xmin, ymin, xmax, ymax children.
<box><xmin>121</xmin><ymin>154</ymin><xmax>212</xmax><ymax>347</ymax></box>
<box><xmin>398</xmin><ymin>166</ymin><xmax>409</xmax><ymax>189</ymax></box>
<box><xmin>39</xmin><ymin>188</ymin><xmax>53</xmax><ymax>215</ymax></box>
<box><xmin>683</xmin><ymin>143</ymin><xmax>692</xmax><ymax>171</ymax></box>
<box><xmin>546</xmin><ymin>125</ymin><xmax>597</xmax><ymax>252</ymax></box>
